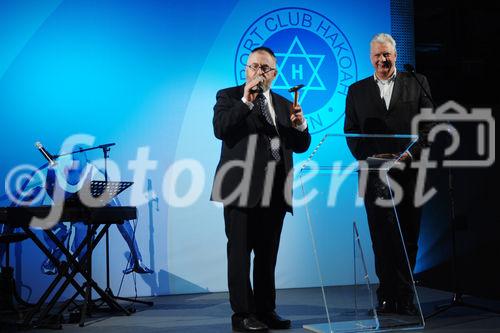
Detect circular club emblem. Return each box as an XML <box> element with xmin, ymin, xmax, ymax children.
<box><xmin>235</xmin><ymin>7</ymin><xmax>357</xmax><ymax>134</ymax></box>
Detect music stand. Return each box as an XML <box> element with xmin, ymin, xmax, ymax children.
<box><xmin>69</xmin><ymin>181</ymin><xmax>139</xmax><ymax>326</ymax></box>
<box><xmin>65</xmin><ymin>181</ymin><xmax>133</xmax><ymax>207</ymax></box>
<box><xmin>70</xmin><ymin>180</ymin><xmax>153</xmax><ymax>311</ymax></box>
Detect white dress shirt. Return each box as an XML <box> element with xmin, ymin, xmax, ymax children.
<box><xmin>374</xmin><ymin>69</ymin><xmax>397</xmax><ymax>109</ymax></box>
<box><xmin>373</xmin><ymin>70</ymin><xmax>412</xmax><ymax>158</ymax></box>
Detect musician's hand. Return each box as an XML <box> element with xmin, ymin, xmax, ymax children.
<box><xmin>243</xmin><ymin>76</ymin><xmax>263</xmax><ymax>103</ymax></box>
<box><xmin>290</xmin><ymin>104</ymin><xmax>305</xmax><ymax>126</ymax></box>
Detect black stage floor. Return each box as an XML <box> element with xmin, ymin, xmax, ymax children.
<box><xmin>3</xmin><ymin>287</ymin><xmax>500</xmax><ymax>332</ymax></box>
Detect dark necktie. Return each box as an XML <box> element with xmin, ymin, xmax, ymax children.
<box><xmin>255</xmin><ymin>93</ymin><xmax>281</xmax><ymax>162</ymax></box>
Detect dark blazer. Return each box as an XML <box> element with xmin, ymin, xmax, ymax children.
<box><xmin>344</xmin><ymin>71</ymin><xmax>433</xmax><ymax>160</ymax></box>
<box><xmin>211</xmin><ymin>85</ymin><xmax>311</xmax><ymax>212</ymax></box>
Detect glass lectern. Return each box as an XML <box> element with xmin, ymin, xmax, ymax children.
<box><xmin>299</xmin><ymin>133</ymin><xmax>424</xmax><ymax>333</ymax></box>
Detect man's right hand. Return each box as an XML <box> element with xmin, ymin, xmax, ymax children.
<box><xmin>373</xmin><ymin>153</ymin><xmax>398</xmax><ymax>159</ymax></box>
<box><xmin>243</xmin><ymin>76</ymin><xmax>263</xmax><ymax>103</ymax></box>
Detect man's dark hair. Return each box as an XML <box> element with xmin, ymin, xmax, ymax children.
<box><xmin>251</xmin><ymin>46</ymin><xmax>276</xmax><ymax>60</ymax></box>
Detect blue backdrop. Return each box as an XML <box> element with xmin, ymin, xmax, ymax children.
<box><xmin>0</xmin><ymin>0</ymin><xmax>411</xmax><ymax>300</ymax></box>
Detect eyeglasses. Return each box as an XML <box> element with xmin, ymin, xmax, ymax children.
<box><xmin>247</xmin><ymin>64</ymin><xmax>276</xmax><ymax>74</ymax></box>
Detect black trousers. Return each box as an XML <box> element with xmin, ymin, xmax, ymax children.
<box><xmin>223</xmin><ymin>163</ymin><xmax>287</xmax><ymax>315</ymax></box>
<box><xmin>364</xmin><ymin>170</ymin><xmax>421</xmax><ymax>303</ymax></box>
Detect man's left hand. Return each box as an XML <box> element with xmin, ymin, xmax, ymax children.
<box><xmin>290</xmin><ymin>105</ymin><xmax>305</xmax><ymax>126</ymax></box>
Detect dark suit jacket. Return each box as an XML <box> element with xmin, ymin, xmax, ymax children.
<box><xmin>211</xmin><ymin>85</ymin><xmax>311</xmax><ymax>212</ymax></box>
<box><xmin>344</xmin><ymin>72</ymin><xmax>433</xmax><ymax>160</ymax></box>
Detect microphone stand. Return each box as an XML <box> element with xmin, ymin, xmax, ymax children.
<box><xmin>58</xmin><ymin>144</ymin><xmax>152</xmax><ymax>313</ymax></box>
<box><xmin>53</xmin><ymin>143</ymin><xmax>116</xmax><ymax>159</ymax></box>
<box><xmin>55</xmin><ymin>143</ymin><xmax>116</xmax><ymax>299</ymax></box>
<box><xmin>97</xmin><ymin>144</ymin><xmax>153</xmax><ymax>308</ymax></box>
<box><xmin>405</xmin><ymin>65</ymin><xmax>500</xmax><ymax>318</ymax></box>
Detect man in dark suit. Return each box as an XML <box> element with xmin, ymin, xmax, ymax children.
<box><xmin>344</xmin><ymin>33</ymin><xmax>433</xmax><ymax>316</ymax></box>
<box><xmin>211</xmin><ymin>46</ymin><xmax>311</xmax><ymax>331</ymax></box>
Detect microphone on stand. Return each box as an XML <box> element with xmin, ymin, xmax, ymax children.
<box><xmin>35</xmin><ymin>141</ymin><xmax>57</xmax><ymax>166</ymax></box>
<box><xmin>404</xmin><ymin>63</ymin><xmax>436</xmax><ymax>108</ymax></box>
<box><xmin>403</xmin><ymin>63</ymin><xmax>415</xmax><ymax>73</ymax></box>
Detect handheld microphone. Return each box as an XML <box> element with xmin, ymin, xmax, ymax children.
<box><xmin>250</xmin><ymin>76</ymin><xmax>264</xmax><ymax>93</ymax></box>
<box><xmin>250</xmin><ymin>85</ymin><xmax>263</xmax><ymax>93</ymax></box>
<box><xmin>35</xmin><ymin>141</ymin><xmax>57</xmax><ymax>166</ymax></box>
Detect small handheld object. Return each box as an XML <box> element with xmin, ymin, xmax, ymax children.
<box><xmin>288</xmin><ymin>84</ymin><xmax>304</xmax><ymax>115</ymax></box>
<box><xmin>250</xmin><ymin>76</ymin><xmax>264</xmax><ymax>93</ymax></box>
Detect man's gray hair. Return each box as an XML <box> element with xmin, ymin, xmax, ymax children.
<box><xmin>371</xmin><ymin>33</ymin><xmax>396</xmax><ymax>51</ymax></box>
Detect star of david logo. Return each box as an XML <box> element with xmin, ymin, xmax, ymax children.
<box><xmin>273</xmin><ymin>36</ymin><xmax>327</xmax><ymax>104</ymax></box>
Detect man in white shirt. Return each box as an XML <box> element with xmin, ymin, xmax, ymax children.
<box><xmin>344</xmin><ymin>33</ymin><xmax>433</xmax><ymax>316</ymax></box>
